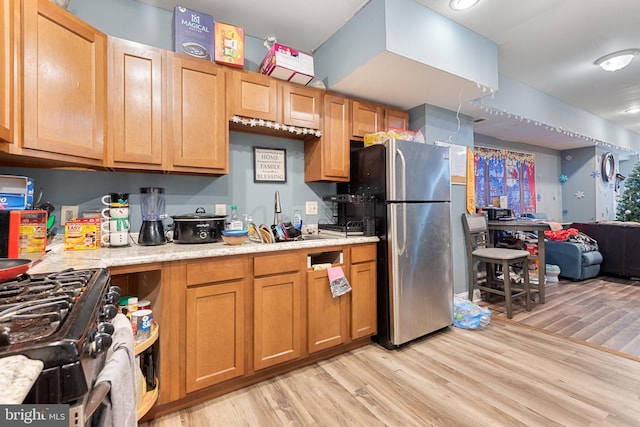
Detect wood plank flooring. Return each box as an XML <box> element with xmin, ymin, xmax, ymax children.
<box><xmin>481</xmin><ymin>275</ymin><xmax>640</xmax><ymax>358</ymax></box>
<box><xmin>141</xmin><ymin>275</ymin><xmax>640</xmax><ymax>427</ymax></box>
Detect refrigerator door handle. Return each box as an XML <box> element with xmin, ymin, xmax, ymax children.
<box><xmin>396</xmin><ymin>147</ymin><xmax>407</xmax><ymax>255</ymax></box>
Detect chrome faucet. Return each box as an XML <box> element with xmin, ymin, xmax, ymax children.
<box><xmin>274</xmin><ymin>190</ymin><xmax>282</xmax><ymax>225</ymax></box>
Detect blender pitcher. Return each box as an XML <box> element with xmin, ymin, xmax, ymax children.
<box><xmin>138</xmin><ymin>187</ymin><xmax>167</xmax><ymax>245</ymax></box>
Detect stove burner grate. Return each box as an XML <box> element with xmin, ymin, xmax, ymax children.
<box><xmin>0</xmin><ymin>269</ymin><xmax>96</xmax><ymax>346</ymax></box>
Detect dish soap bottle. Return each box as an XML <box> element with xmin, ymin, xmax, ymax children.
<box><xmin>229</xmin><ymin>205</ymin><xmax>243</xmax><ymax>230</ymax></box>
<box><xmin>293</xmin><ymin>209</ymin><xmax>302</xmax><ymax>231</ymax></box>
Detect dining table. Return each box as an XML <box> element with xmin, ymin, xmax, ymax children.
<box><xmin>487</xmin><ymin>219</ymin><xmax>553</xmax><ymax>303</ymax></box>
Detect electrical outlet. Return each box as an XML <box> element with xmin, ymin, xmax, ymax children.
<box><xmin>214</xmin><ymin>204</ymin><xmax>226</xmax><ymax>216</ymax></box>
<box><xmin>305</xmin><ymin>201</ymin><xmax>318</xmax><ymax>215</ymax></box>
<box><xmin>60</xmin><ymin>205</ymin><xmax>79</xmax><ymax>226</ymax></box>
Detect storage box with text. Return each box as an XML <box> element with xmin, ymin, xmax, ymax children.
<box><xmin>173</xmin><ymin>6</ymin><xmax>214</xmax><ymax>61</ymax></box>
<box><xmin>214</xmin><ymin>22</ymin><xmax>244</xmax><ymax>68</ymax></box>
<box><xmin>258</xmin><ymin>43</ymin><xmax>314</xmax><ymax>85</ymax></box>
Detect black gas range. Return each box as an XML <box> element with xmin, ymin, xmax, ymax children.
<box><xmin>0</xmin><ymin>268</ymin><xmax>120</xmax><ymax>410</ymax></box>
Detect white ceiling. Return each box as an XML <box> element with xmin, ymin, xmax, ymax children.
<box><xmin>138</xmin><ymin>0</ymin><xmax>640</xmax><ymax>152</ymax></box>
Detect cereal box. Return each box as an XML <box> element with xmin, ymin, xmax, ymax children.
<box><xmin>258</xmin><ymin>43</ymin><xmax>314</xmax><ymax>85</ymax></box>
<box><xmin>173</xmin><ymin>6</ymin><xmax>214</xmax><ymax>61</ymax></box>
<box><xmin>214</xmin><ymin>22</ymin><xmax>244</xmax><ymax>68</ymax></box>
<box><xmin>64</xmin><ymin>217</ymin><xmax>100</xmax><ymax>251</ymax></box>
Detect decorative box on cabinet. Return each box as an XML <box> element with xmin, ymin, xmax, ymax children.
<box><xmin>20</xmin><ymin>0</ymin><xmax>106</xmax><ymax>166</ymax></box>
<box><xmin>107</xmin><ymin>37</ymin><xmax>164</xmax><ymax>170</ymax></box>
<box><xmin>304</xmin><ymin>92</ymin><xmax>350</xmax><ymax>182</ymax></box>
<box><xmin>253</xmin><ymin>253</ymin><xmax>304</xmax><ymax>370</ymax></box>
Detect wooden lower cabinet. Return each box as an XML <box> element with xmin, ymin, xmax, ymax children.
<box><xmin>253</xmin><ymin>253</ymin><xmax>304</xmax><ymax>371</ymax></box>
<box><xmin>350</xmin><ymin>244</ymin><xmax>377</xmax><ymax>339</ymax></box>
<box><xmin>307</xmin><ymin>268</ymin><xmax>349</xmax><ymax>353</ymax></box>
<box><xmin>144</xmin><ymin>244</ymin><xmax>376</xmax><ymax>420</ymax></box>
<box><xmin>184</xmin><ymin>257</ymin><xmax>247</xmax><ymax>393</ymax></box>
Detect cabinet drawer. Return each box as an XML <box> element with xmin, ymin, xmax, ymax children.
<box><xmin>254</xmin><ymin>253</ymin><xmax>303</xmax><ymax>277</ymax></box>
<box><xmin>186</xmin><ymin>257</ymin><xmax>246</xmax><ymax>285</ymax></box>
<box><xmin>351</xmin><ymin>244</ymin><xmax>376</xmax><ymax>264</ymax></box>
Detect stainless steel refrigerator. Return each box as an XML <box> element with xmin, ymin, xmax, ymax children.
<box><xmin>340</xmin><ymin>139</ymin><xmax>453</xmax><ymax>349</ymax></box>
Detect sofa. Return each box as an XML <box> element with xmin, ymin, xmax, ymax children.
<box><xmin>545</xmin><ymin>240</ymin><xmax>603</xmax><ymax>281</ymax></box>
<box><xmin>571</xmin><ymin>221</ymin><xmax>640</xmax><ymax>278</ymax></box>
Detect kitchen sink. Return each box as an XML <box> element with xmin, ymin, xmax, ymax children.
<box><xmin>301</xmin><ymin>234</ymin><xmax>337</xmax><ymax>241</ymax></box>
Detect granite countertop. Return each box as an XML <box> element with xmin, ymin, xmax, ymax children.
<box><xmin>0</xmin><ymin>355</ymin><xmax>44</xmax><ymax>404</ymax></box>
<box><xmin>30</xmin><ymin>234</ymin><xmax>379</xmax><ymax>274</ymax></box>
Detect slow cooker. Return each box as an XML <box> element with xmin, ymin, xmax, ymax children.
<box><xmin>171</xmin><ymin>208</ymin><xmax>227</xmax><ymax>244</ymax></box>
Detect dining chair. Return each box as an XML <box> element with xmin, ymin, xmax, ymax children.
<box><xmin>461</xmin><ymin>213</ymin><xmax>532</xmax><ymax>318</ymax></box>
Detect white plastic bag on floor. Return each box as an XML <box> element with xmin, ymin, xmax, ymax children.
<box><xmin>453</xmin><ymin>299</ymin><xmax>491</xmax><ymax>329</ymax></box>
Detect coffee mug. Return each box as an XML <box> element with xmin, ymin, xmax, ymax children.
<box><xmin>101</xmin><ymin>193</ymin><xmax>129</xmax><ymax>208</ymax></box>
<box><xmin>101</xmin><ymin>231</ymin><xmax>129</xmax><ymax>247</ymax></box>
<box><xmin>101</xmin><ymin>218</ymin><xmax>130</xmax><ymax>234</ymax></box>
<box><xmin>101</xmin><ymin>207</ymin><xmax>129</xmax><ymax>220</ymax></box>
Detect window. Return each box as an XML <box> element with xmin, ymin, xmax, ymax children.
<box><xmin>474</xmin><ymin>147</ymin><xmax>536</xmax><ymax>215</ymax></box>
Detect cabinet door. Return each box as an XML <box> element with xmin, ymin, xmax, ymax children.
<box><xmin>304</xmin><ymin>93</ymin><xmax>350</xmax><ymax>182</ymax></box>
<box><xmin>229</xmin><ymin>69</ymin><xmax>277</xmax><ymax>122</ymax></box>
<box><xmin>350</xmin><ymin>260</ymin><xmax>377</xmax><ymax>339</ymax></box>
<box><xmin>254</xmin><ymin>272</ymin><xmax>302</xmax><ymax>370</ymax></box>
<box><xmin>0</xmin><ymin>0</ymin><xmax>15</xmax><ymax>144</ymax></box>
<box><xmin>385</xmin><ymin>108</ymin><xmax>408</xmax><ymax>131</ymax></box>
<box><xmin>107</xmin><ymin>37</ymin><xmax>164</xmax><ymax>169</ymax></box>
<box><xmin>307</xmin><ymin>269</ymin><xmax>348</xmax><ymax>353</ymax></box>
<box><xmin>280</xmin><ymin>82</ymin><xmax>321</xmax><ymax>129</ymax></box>
<box><xmin>185</xmin><ymin>280</ymin><xmax>245</xmax><ymax>393</ymax></box>
<box><xmin>351</xmin><ymin>99</ymin><xmax>383</xmax><ymax>139</ymax></box>
<box><xmin>169</xmin><ymin>54</ymin><xmax>228</xmax><ymax>174</ymax></box>
<box><xmin>22</xmin><ymin>0</ymin><xmax>105</xmax><ymax>164</ymax></box>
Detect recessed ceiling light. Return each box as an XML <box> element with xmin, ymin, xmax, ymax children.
<box><xmin>594</xmin><ymin>49</ymin><xmax>639</xmax><ymax>72</ymax></box>
<box><xmin>625</xmin><ymin>107</ymin><xmax>640</xmax><ymax>114</ymax></box>
<box><xmin>449</xmin><ymin>0</ymin><xmax>480</xmax><ymax>11</ymax></box>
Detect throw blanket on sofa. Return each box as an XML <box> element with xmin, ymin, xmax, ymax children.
<box><xmin>545</xmin><ymin>228</ymin><xmax>599</xmax><ymax>252</ymax></box>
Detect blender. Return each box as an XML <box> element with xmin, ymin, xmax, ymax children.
<box><xmin>138</xmin><ymin>187</ymin><xmax>167</xmax><ymax>245</ymax></box>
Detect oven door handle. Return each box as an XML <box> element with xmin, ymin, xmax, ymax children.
<box><xmin>84</xmin><ymin>382</ymin><xmax>110</xmax><ymax>423</ymax></box>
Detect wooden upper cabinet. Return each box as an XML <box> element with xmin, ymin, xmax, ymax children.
<box><xmin>385</xmin><ymin>107</ymin><xmax>409</xmax><ymax>131</ymax></box>
<box><xmin>304</xmin><ymin>92</ymin><xmax>350</xmax><ymax>182</ymax></box>
<box><xmin>280</xmin><ymin>82</ymin><xmax>321</xmax><ymax>129</ymax></box>
<box><xmin>0</xmin><ymin>0</ymin><xmax>16</xmax><ymax>144</ymax></box>
<box><xmin>21</xmin><ymin>0</ymin><xmax>106</xmax><ymax>165</ymax></box>
<box><xmin>107</xmin><ymin>37</ymin><xmax>164</xmax><ymax>170</ymax></box>
<box><xmin>228</xmin><ymin>69</ymin><xmax>277</xmax><ymax>122</ymax></box>
<box><xmin>168</xmin><ymin>54</ymin><xmax>228</xmax><ymax>174</ymax></box>
<box><xmin>351</xmin><ymin>99</ymin><xmax>383</xmax><ymax>140</ymax></box>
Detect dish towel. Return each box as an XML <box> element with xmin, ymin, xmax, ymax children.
<box><xmin>93</xmin><ymin>313</ymin><xmax>137</xmax><ymax>427</ymax></box>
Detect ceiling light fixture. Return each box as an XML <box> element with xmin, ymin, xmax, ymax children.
<box><xmin>449</xmin><ymin>0</ymin><xmax>479</xmax><ymax>11</ymax></box>
<box><xmin>625</xmin><ymin>107</ymin><xmax>640</xmax><ymax>114</ymax></box>
<box><xmin>594</xmin><ymin>49</ymin><xmax>639</xmax><ymax>71</ymax></box>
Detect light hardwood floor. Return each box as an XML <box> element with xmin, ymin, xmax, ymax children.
<box><xmin>481</xmin><ymin>275</ymin><xmax>640</xmax><ymax>359</ymax></box>
<box><xmin>141</xmin><ymin>275</ymin><xmax>640</xmax><ymax>427</ymax></box>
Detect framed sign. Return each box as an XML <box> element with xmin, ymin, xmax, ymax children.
<box><xmin>253</xmin><ymin>147</ymin><xmax>287</xmax><ymax>182</ymax></box>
